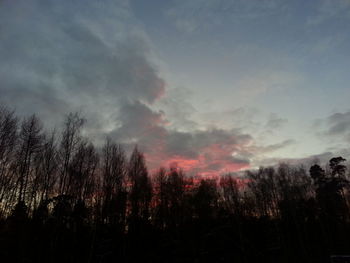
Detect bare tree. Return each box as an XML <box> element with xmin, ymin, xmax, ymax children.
<box><xmin>16</xmin><ymin>115</ymin><xmax>43</xmax><ymax>204</ymax></box>
<box><xmin>58</xmin><ymin>112</ymin><xmax>85</xmax><ymax>195</ymax></box>
<box><xmin>32</xmin><ymin>131</ymin><xmax>58</xmax><ymax>204</ymax></box>
<box><xmin>69</xmin><ymin>140</ymin><xmax>99</xmax><ymax>202</ymax></box>
<box><xmin>220</xmin><ymin>175</ymin><xmax>242</xmax><ymax>216</ymax></box>
<box><xmin>0</xmin><ymin>107</ymin><xmax>18</xmax><ymax>216</ymax></box>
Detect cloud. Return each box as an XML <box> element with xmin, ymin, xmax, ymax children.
<box><xmin>198</xmin><ymin>107</ymin><xmax>260</xmax><ymax>131</ymax></box>
<box><xmin>315</xmin><ymin>110</ymin><xmax>350</xmax><ymax>143</ymax></box>
<box><xmin>254</xmin><ymin>146</ymin><xmax>350</xmax><ymax>170</ymax></box>
<box><xmin>255</xmin><ymin>139</ymin><xmax>295</xmax><ymax>153</ymax></box>
<box><xmin>252</xmin><ymin>151</ymin><xmax>339</xmax><ymax>168</ymax></box>
<box><xmin>235</xmin><ymin>70</ymin><xmax>302</xmax><ymax>100</ymax></box>
<box><xmin>0</xmin><ymin>0</ymin><xmax>259</xmax><ymax>176</ymax></box>
<box><xmin>326</xmin><ymin>111</ymin><xmax>350</xmax><ymax>137</ymax></box>
<box><xmin>156</xmin><ymin>87</ymin><xmax>198</xmax><ymax>131</ymax></box>
<box><xmin>0</xmin><ymin>0</ymin><xmax>165</xmax><ymax>129</ymax></box>
<box><xmin>108</xmin><ymin>99</ymin><xmax>254</xmax><ymax>175</ymax></box>
<box><xmin>109</xmin><ymin>100</ymin><xmax>168</xmax><ymax>146</ymax></box>
<box><xmin>165</xmin><ymin>0</ymin><xmax>287</xmax><ymax>34</ymax></box>
<box><xmin>266</xmin><ymin>113</ymin><xmax>288</xmax><ymax>129</ymax></box>
<box><xmin>0</xmin><ymin>0</ymin><xmax>306</xmax><ymax>176</ymax></box>
<box><xmin>151</xmin><ymin>128</ymin><xmax>253</xmax><ymax>176</ymax></box>
<box><xmin>306</xmin><ymin>0</ymin><xmax>350</xmax><ymax>26</ymax></box>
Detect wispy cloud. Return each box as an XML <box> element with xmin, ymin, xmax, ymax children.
<box><xmin>316</xmin><ymin>111</ymin><xmax>350</xmax><ymax>143</ymax></box>
<box><xmin>306</xmin><ymin>0</ymin><xmax>350</xmax><ymax>26</ymax></box>
<box><xmin>165</xmin><ymin>0</ymin><xmax>287</xmax><ymax>34</ymax></box>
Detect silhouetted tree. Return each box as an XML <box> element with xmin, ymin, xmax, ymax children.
<box><xmin>128</xmin><ymin>147</ymin><xmax>152</xmax><ymax>225</ymax></box>
<box><xmin>16</xmin><ymin>115</ymin><xmax>43</xmax><ymax>205</ymax></box>
<box><xmin>37</xmin><ymin>131</ymin><xmax>58</xmax><ymax>202</ymax></box>
<box><xmin>313</xmin><ymin>158</ymin><xmax>349</xmax><ymax>222</ymax></box>
<box><xmin>68</xmin><ymin>140</ymin><xmax>98</xmax><ymax>203</ymax></box>
<box><xmin>192</xmin><ymin>179</ymin><xmax>218</xmax><ymax>222</ymax></box>
<box><xmin>220</xmin><ymin>175</ymin><xmax>242</xmax><ymax>216</ymax></box>
<box><xmin>152</xmin><ymin>167</ymin><xmax>168</xmax><ymax>229</ymax></box>
<box><xmin>165</xmin><ymin>166</ymin><xmax>187</xmax><ymax>227</ymax></box>
<box><xmin>0</xmin><ymin>107</ymin><xmax>18</xmax><ymax>217</ymax></box>
<box><xmin>101</xmin><ymin>138</ymin><xmax>127</xmax><ymax>227</ymax></box>
<box><xmin>1</xmin><ymin>108</ymin><xmax>350</xmax><ymax>263</ymax></box>
<box><xmin>330</xmin><ymin>157</ymin><xmax>347</xmax><ymax>178</ymax></box>
<box><xmin>58</xmin><ymin>112</ymin><xmax>85</xmax><ymax>196</ymax></box>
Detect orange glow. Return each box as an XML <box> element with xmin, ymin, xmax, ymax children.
<box><xmin>145</xmin><ymin>142</ymin><xmax>250</xmax><ymax>178</ymax></box>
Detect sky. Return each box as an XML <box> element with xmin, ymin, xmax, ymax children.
<box><xmin>1</xmin><ymin>0</ymin><xmax>350</xmax><ymax>176</ymax></box>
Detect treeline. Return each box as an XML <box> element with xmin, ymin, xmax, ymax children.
<box><xmin>1</xmin><ymin>106</ymin><xmax>350</xmax><ymax>262</ymax></box>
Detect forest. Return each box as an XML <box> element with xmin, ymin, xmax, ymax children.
<box><xmin>0</xmin><ymin>106</ymin><xmax>350</xmax><ymax>263</ymax></box>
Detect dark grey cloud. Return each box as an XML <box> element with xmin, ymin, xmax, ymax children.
<box><xmin>315</xmin><ymin>111</ymin><xmax>350</xmax><ymax>143</ymax></box>
<box><xmin>326</xmin><ymin>111</ymin><xmax>350</xmax><ymax>137</ymax></box>
<box><xmin>108</xmin><ymin>99</ymin><xmax>254</xmax><ymax>174</ymax></box>
<box><xmin>0</xmin><ymin>0</ymin><xmax>165</xmax><ymax>131</ymax></box>
<box><xmin>109</xmin><ymin>100</ymin><xmax>167</xmax><ymax>147</ymax></box>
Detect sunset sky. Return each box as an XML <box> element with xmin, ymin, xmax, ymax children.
<box><xmin>1</xmin><ymin>0</ymin><xmax>350</xmax><ymax>175</ymax></box>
